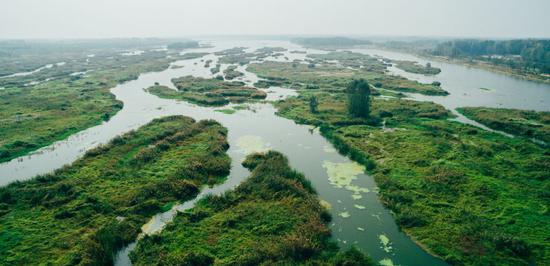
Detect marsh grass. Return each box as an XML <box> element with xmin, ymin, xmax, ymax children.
<box><xmin>274</xmin><ymin>91</ymin><xmax>550</xmax><ymax>265</ymax></box>
<box><xmin>457</xmin><ymin>107</ymin><xmax>550</xmax><ymax>143</ymax></box>
<box><xmin>0</xmin><ymin>116</ymin><xmax>231</xmax><ymax>265</ymax></box>
<box><xmin>130</xmin><ymin>151</ymin><xmax>374</xmax><ymax>265</ymax></box>
<box><xmin>147</xmin><ymin>76</ymin><xmax>266</xmax><ymax>106</ymax></box>
<box><xmin>0</xmin><ymin>49</ymin><xmax>194</xmax><ymax>163</ymax></box>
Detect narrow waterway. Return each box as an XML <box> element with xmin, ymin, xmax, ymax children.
<box><xmin>1</xmin><ymin>39</ymin><xmax>549</xmax><ymax>266</ymax></box>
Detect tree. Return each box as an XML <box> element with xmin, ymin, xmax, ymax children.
<box><xmin>346</xmin><ymin>79</ymin><xmax>370</xmax><ymax>118</ymax></box>
<box><xmin>309</xmin><ymin>96</ymin><xmax>319</xmax><ymax>113</ymax></box>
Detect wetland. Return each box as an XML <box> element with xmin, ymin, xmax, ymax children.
<box><xmin>0</xmin><ymin>38</ymin><xmax>548</xmax><ymax>266</ymax></box>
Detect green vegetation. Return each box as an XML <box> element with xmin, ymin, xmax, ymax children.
<box><xmin>309</xmin><ymin>95</ymin><xmax>319</xmax><ymax>113</ymax></box>
<box><xmin>215</xmin><ymin>47</ymin><xmax>251</xmax><ymax>65</ymax></box>
<box><xmin>394</xmin><ymin>60</ymin><xmax>441</xmax><ymax>75</ymax></box>
<box><xmin>275</xmin><ymin>91</ymin><xmax>549</xmax><ymax>265</ymax></box>
<box><xmin>223</xmin><ymin>65</ymin><xmax>244</xmax><ymax>80</ymax></box>
<box><xmin>167</xmin><ymin>41</ymin><xmax>200</xmax><ymax>50</ymax></box>
<box><xmin>306</xmin><ymin>51</ymin><xmax>389</xmax><ymax>72</ymax></box>
<box><xmin>0</xmin><ymin>39</ymin><xmax>173</xmax><ymax>77</ymax></box>
<box><xmin>347</xmin><ymin>79</ymin><xmax>371</xmax><ymax>118</ymax></box>
<box><xmin>130</xmin><ymin>151</ymin><xmax>374</xmax><ymax>265</ymax></box>
<box><xmin>180</xmin><ymin>52</ymin><xmax>209</xmax><ymax>60</ymax></box>
<box><xmin>0</xmin><ymin>116</ymin><xmax>231</xmax><ymax>265</ymax></box>
<box><xmin>147</xmin><ymin>76</ymin><xmax>266</xmax><ymax>106</ymax></box>
<box><xmin>432</xmin><ymin>39</ymin><xmax>550</xmax><ymax>75</ymax></box>
<box><xmin>214</xmin><ymin>46</ymin><xmax>289</xmax><ymax>65</ymax></box>
<box><xmin>457</xmin><ymin>107</ymin><xmax>550</xmax><ymax>142</ymax></box>
<box><xmin>0</xmin><ymin>49</ymin><xmax>188</xmax><ymax>163</ymax></box>
<box><xmin>292</xmin><ymin>37</ymin><xmax>371</xmax><ymax>49</ymax></box>
<box><xmin>215</xmin><ymin>108</ymin><xmax>237</xmax><ymax>115</ymax></box>
<box><xmin>379</xmin><ymin>39</ymin><xmax>550</xmax><ymax>82</ymax></box>
<box><xmin>210</xmin><ymin>63</ymin><xmax>221</xmax><ymax>74</ymax></box>
<box><xmin>247</xmin><ymin>53</ymin><xmax>448</xmax><ymax>95</ymax></box>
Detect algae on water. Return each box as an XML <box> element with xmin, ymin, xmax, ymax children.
<box><xmin>319</xmin><ymin>199</ymin><xmax>332</xmax><ymax>210</ymax></box>
<box><xmin>379</xmin><ymin>234</ymin><xmax>393</xmax><ymax>253</ymax></box>
<box><xmin>322</xmin><ymin>161</ymin><xmax>370</xmax><ymax>200</ymax></box>
<box><xmin>379</xmin><ymin>258</ymin><xmax>395</xmax><ymax>266</ymax></box>
<box><xmin>323</xmin><ymin>144</ymin><xmax>336</xmax><ymax>153</ymax></box>
<box><xmin>322</xmin><ymin>161</ymin><xmax>364</xmax><ymax>188</ymax></box>
<box><xmin>339</xmin><ymin>211</ymin><xmax>351</xmax><ymax>218</ymax></box>
<box><xmin>236</xmin><ymin>135</ymin><xmax>271</xmax><ymax>154</ymax></box>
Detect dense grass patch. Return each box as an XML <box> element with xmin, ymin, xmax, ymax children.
<box><xmin>457</xmin><ymin>107</ymin><xmax>550</xmax><ymax>143</ymax></box>
<box><xmin>275</xmin><ymin>93</ymin><xmax>550</xmax><ymax>265</ymax></box>
<box><xmin>0</xmin><ymin>116</ymin><xmax>231</xmax><ymax>265</ymax></box>
<box><xmin>130</xmin><ymin>151</ymin><xmax>374</xmax><ymax>265</ymax></box>
<box><xmin>0</xmin><ymin>50</ymin><xmax>189</xmax><ymax>163</ymax></box>
<box><xmin>247</xmin><ymin>54</ymin><xmax>447</xmax><ymax>95</ymax></box>
<box><xmin>147</xmin><ymin>76</ymin><xmax>266</xmax><ymax>106</ymax></box>
<box><xmin>393</xmin><ymin>60</ymin><xmax>441</xmax><ymax>75</ymax></box>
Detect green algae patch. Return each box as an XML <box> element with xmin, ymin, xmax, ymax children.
<box><xmin>379</xmin><ymin>234</ymin><xmax>393</xmax><ymax>253</ymax></box>
<box><xmin>339</xmin><ymin>211</ymin><xmax>351</xmax><ymax>218</ymax></box>
<box><xmin>323</xmin><ymin>144</ymin><xmax>337</xmax><ymax>153</ymax></box>
<box><xmin>379</xmin><ymin>258</ymin><xmax>396</xmax><ymax>266</ymax></box>
<box><xmin>322</xmin><ymin>161</ymin><xmax>364</xmax><ymax>188</ymax></box>
<box><xmin>352</xmin><ymin>194</ymin><xmax>363</xmax><ymax>200</ymax></box>
<box><xmin>319</xmin><ymin>199</ymin><xmax>332</xmax><ymax>210</ymax></box>
<box><xmin>236</xmin><ymin>135</ymin><xmax>271</xmax><ymax>155</ymax></box>
<box><xmin>354</xmin><ymin>204</ymin><xmax>366</xmax><ymax>210</ymax></box>
<box><xmin>322</xmin><ymin>161</ymin><xmax>370</xmax><ymax>199</ymax></box>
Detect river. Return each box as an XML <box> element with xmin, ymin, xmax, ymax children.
<box><xmin>1</xmin><ymin>39</ymin><xmax>548</xmax><ymax>266</ymax></box>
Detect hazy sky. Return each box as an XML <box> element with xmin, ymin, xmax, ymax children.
<box><xmin>1</xmin><ymin>0</ymin><xmax>549</xmax><ymax>39</ymax></box>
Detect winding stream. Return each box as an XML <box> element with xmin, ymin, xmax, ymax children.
<box><xmin>1</xmin><ymin>39</ymin><xmax>549</xmax><ymax>266</ymax></box>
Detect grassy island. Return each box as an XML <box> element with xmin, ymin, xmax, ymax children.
<box><xmin>393</xmin><ymin>60</ymin><xmax>441</xmax><ymax>75</ymax></box>
<box><xmin>223</xmin><ymin>65</ymin><xmax>245</xmax><ymax>80</ymax></box>
<box><xmin>0</xmin><ymin>50</ymin><xmax>191</xmax><ymax>163</ymax></box>
<box><xmin>147</xmin><ymin>76</ymin><xmax>266</xmax><ymax>106</ymax></box>
<box><xmin>292</xmin><ymin>37</ymin><xmax>371</xmax><ymax>49</ymax></box>
<box><xmin>275</xmin><ymin>92</ymin><xmax>550</xmax><ymax>265</ymax></box>
<box><xmin>457</xmin><ymin>107</ymin><xmax>550</xmax><ymax>143</ymax></box>
<box><xmin>0</xmin><ymin>116</ymin><xmax>231</xmax><ymax>265</ymax></box>
<box><xmin>247</xmin><ymin>54</ymin><xmax>448</xmax><ymax>96</ymax></box>
<box><xmin>130</xmin><ymin>151</ymin><xmax>374</xmax><ymax>265</ymax></box>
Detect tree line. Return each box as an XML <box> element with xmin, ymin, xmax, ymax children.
<box><xmin>431</xmin><ymin>39</ymin><xmax>550</xmax><ymax>73</ymax></box>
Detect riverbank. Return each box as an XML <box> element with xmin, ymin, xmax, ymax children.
<box><xmin>429</xmin><ymin>56</ymin><xmax>550</xmax><ymax>84</ymax></box>
<box><xmin>372</xmin><ymin>46</ymin><xmax>550</xmax><ymax>84</ymax></box>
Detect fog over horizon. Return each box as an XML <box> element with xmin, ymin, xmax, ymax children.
<box><xmin>1</xmin><ymin>0</ymin><xmax>550</xmax><ymax>40</ymax></box>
